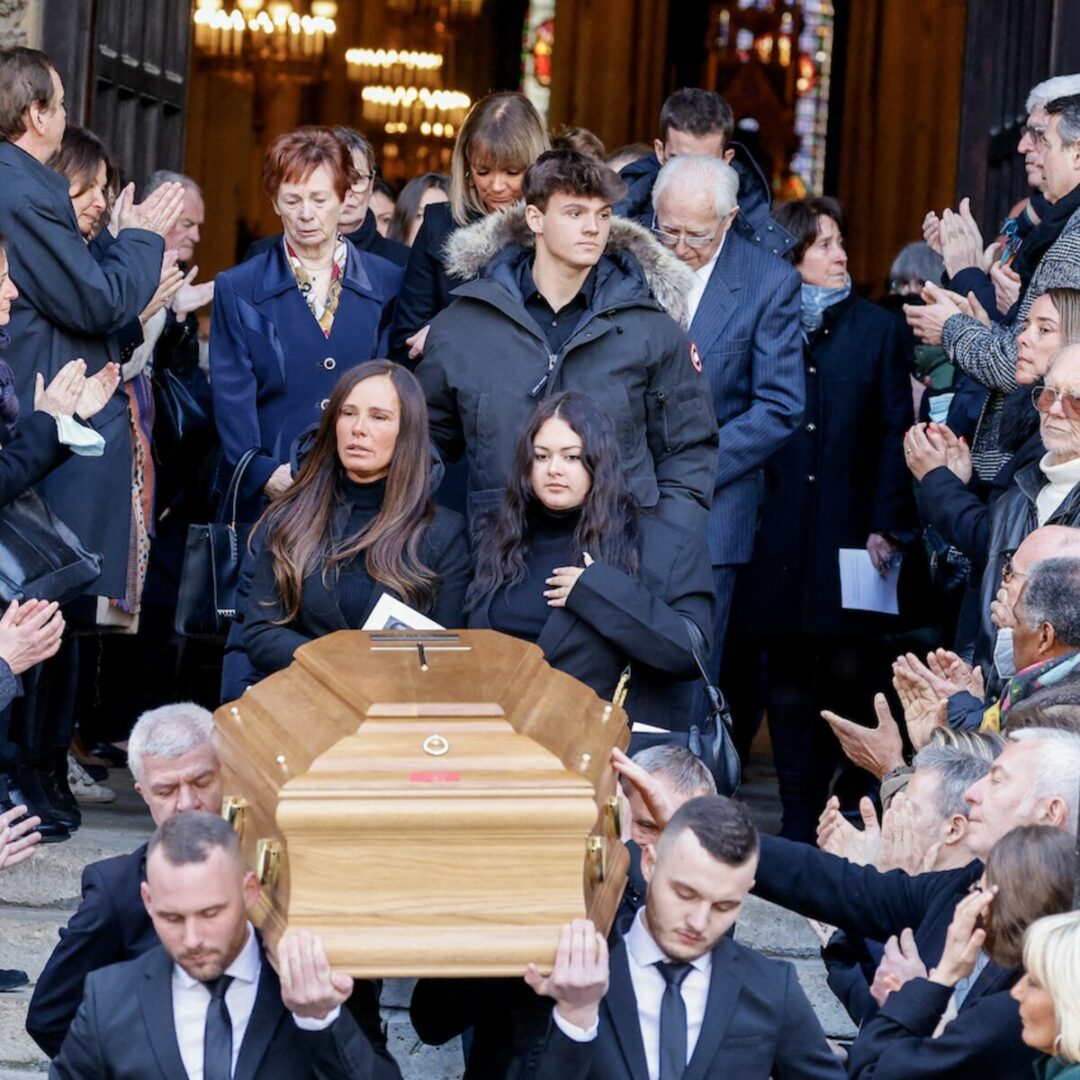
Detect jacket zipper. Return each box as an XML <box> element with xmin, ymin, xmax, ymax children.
<box><xmin>657</xmin><ymin>390</ymin><xmax>670</xmax><ymax>449</ymax></box>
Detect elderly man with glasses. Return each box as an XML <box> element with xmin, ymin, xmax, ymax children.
<box><xmin>650</xmin><ymin>154</ymin><xmax>804</xmax><ymax>728</ymax></box>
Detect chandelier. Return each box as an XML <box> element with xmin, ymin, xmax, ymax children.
<box><xmin>192</xmin><ymin>0</ymin><xmax>337</xmax><ymax>68</ymax></box>
<box><xmin>385</xmin><ymin>0</ymin><xmax>484</xmax><ymax>17</ymax></box>
<box><xmin>360</xmin><ymin>85</ymin><xmax>471</xmax><ymax>138</ymax></box>
<box><xmin>345</xmin><ymin>48</ymin><xmax>444</xmax><ymax>87</ymax></box>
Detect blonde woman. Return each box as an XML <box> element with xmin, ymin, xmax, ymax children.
<box><xmin>1013</xmin><ymin>909</ymin><xmax>1080</xmax><ymax>1079</ymax></box>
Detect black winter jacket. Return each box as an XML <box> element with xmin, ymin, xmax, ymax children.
<box><xmin>416</xmin><ymin>207</ymin><xmax>718</xmax><ymax>530</ymax></box>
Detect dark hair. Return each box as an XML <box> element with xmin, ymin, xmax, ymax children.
<box><xmin>1046</xmin><ymin>94</ymin><xmax>1080</xmax><ymax>148</ymax></box>
<box><xmin>255</xmin><ymin>362</ymin><xmax>439</xmax><ymax>621</ymax></box>
<box><xmin>551</xmin><ymin>126</ymin><xmax>606</xmax><ymax>161</ymax></box>
<box><xmin>331</xmin><ymin>125</ymin><xmax>376</xmax><ymax>174</ymax></box>
<box><xmin>773</xmin><ymin>196</ymin><xmax>846</xmax><ymax>266</ymax></box>
<box><xmin>983</xmin><ymin>824</ymin><xmax>1073</xmax><ymax>968</ymax></box>
<box><xmin>465</xmin><ymin>392</ymin><xmax>641</xmax><ymax>610</ymax></box>
<box><xmin>658</xmin><ymin>88</ymin><xmax>734</xmax><ymax>147</ymax></box>
<box><xmin>372</xmin><ymin>176</ymin><xmax>396</xmax><ymax>202</ymax></box>
<box><xmin>661</xmin><ymin>794</ymin><xmax>759</xmax><ymax>866</ymax></box>
<box><xmin>148</xmin><ymin>810</ymin><xmax>239</xmax><ymax>867</ymax></box>
<box><xmin>387</xmin><ymin>172</ymin><xmax>450</xmax><ymax>245</ymax></box>
<box><xmin>1022</xmin><ymin>557</ymin><xmax>1080</xmax><ymax>646</ymax></box>
<box><xmin>523</xmin><ymin>149</ymin><xmax>627</xmax><ymax>213</ymax></box>
<box><xmin>0</xmin><ymin>47</ymin><xmax>56</xmax><ymax>141</ymax></box>
<box><xmin>260</xmin><ymin>126</ymin><xmax>358</xmax><ymax>202</ymax></box>
<box><xmin>47</xmin><ymin>124</ymin><xmax>111</xmax><ymax>192</ymax></box>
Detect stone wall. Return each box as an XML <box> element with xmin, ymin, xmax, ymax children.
<box><xmin>0</xmin><ymin>0</ymin><xmax>40</xmax><ymax>49</ymax></box>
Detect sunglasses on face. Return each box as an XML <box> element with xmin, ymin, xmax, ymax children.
<box><xmin>1033</xmin><ymin>384</ymin><xmax>1080</xmax><ymax>420</ymax></box>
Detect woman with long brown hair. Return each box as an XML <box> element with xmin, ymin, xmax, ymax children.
<box><xmin>241</xmin><ymin>360</ymin><xmax>468</xmax><ymax>677</ymax></box>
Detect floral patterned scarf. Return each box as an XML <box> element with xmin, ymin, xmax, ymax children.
<box><xmin>285</xmin><ymin>237</ymin><xmax>346</xmax><ymax>338</ymax></box>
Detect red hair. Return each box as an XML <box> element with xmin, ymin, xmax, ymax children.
<box><xmin>260</xmin><ymin>126</ymin><xmax>357</xmax><ymax>202</ymax></box>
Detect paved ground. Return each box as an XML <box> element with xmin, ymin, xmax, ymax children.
<box><xmin>0</xmin><ymin>751</ymin><xmax>855</xmax><ymax>1077</ymax></box>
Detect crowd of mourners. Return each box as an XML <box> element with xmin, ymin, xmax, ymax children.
<box><xmin>0</xmin><ymin>39</ymin><xmax>1079</xmax><ymax>1080</ymax></box>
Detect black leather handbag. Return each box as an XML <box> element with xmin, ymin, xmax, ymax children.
<box><xmin>626</xmin><ymin>620</ymin><xmax>742</xmax><ymax>797</ymax></box>
<box><xmin>152</xmin><ymin>367</ymin><xmax>210</xmax><ymax>467</ymax></box>
<box><xmin>0</xmin><ymin>487</ymin><xmax>102</xmax><ymax>605</ymax></box>
<box><xmin>174</xmin><ymin>448</ymin><xmax>258</xmax><ymax>638</ymax></box>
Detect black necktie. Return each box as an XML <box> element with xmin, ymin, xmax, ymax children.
<box><xmin>202</xmin><ymin>974</ymin><xmax>234</xmax><ymax>1080</ymax></box>
<box><xmin>655</xmin><ymin>960</ymin><xmax>693</xmax><ymax>1080</ymax></box>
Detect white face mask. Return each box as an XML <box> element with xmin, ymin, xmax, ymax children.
<box><xmin>994</xmin><ymin>627</ymin><xmax>1016</xmax><ymax>679</ymax></box>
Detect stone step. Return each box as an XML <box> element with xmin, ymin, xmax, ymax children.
<box><xmin>0</xmin><ymin>908</ymin><xmax>69</xmax><ymax>984</ymax></box>
<box><xmin>0</xmin><ymin>991</ymin><xmax>45</xmax><ymax>1073</ymax></box>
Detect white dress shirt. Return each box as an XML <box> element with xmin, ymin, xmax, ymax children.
<box><xmin>685</xmin><ymin>235</ymin><xmax>726</xmax><ymax>328</ymax></box>
<box><xmin>171</xmin><ymin>923</ymin><xmax>340</xmax><ymax>1078</ymax></box>
<box><xmin>552</xmin><ymin>909</ymin><xmax>712</xmax><ymax>1080</ymax></box>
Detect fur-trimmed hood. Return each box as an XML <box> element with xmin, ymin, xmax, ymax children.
<box><xmin>442</xmin><ymin>204</ymin><xmax>698</xmax><ymax>326</ymax></box>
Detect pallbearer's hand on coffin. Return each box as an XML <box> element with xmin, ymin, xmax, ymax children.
<box><xmin>524</xmin><ymin>919</ymin><xmax>609</xmax><ymax>1032</ymax></box>
<box><xmin>277</xmin><ymin>930</ymin><xmax>354</xmax><ymax>1021</ymax></box>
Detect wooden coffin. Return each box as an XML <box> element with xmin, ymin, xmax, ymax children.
<box><xmin>214</xmin><ymin>629</ymin><xmax>630</xmax><ymax>977</ymax></box>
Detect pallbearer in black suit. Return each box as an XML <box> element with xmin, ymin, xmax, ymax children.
<box><xmin>466</xmin><ymin>391</ymin><xmax>714</xmax><ymax>732</ymax></box>
<box><xmin>50</xmin><ymin>811</ymin><xmax>401</xmax><ymax>1080</ymax></box>
<box><xmin>524</xmin><ymin>795</ymin><xmax>846</xmax><ymax>1080</ymax></box>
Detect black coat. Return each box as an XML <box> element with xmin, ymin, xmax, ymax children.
<box><xmin>529</xmin><ymin>934</ymin><xmax>845</xmax><ymax>1080</ymax></box>
<box><xmin>0</xmin><ymin>407</ymin><xmax>70</xmax><ymax>507</ymax></box>
<box><xmin>27</xmin><ymin>845</ymin><xmax>156</xmax><ymax>1059</ymax></box>
<box><xmin>244</xmin><ymin>209</ymin><xmax>410</xmax><ymax>269</ymax></box>
<box><xmin>0</xmin><ymin>141</ymin><xmax>164</xmax><ymax>597</ymax></box>
<box><xmin>389</xmin><ymin>201</ymin><xmax>481</xmax><ymax>361</ymax></box>
<box><xmin>417</xmin><ymin>208</ymin><xmax>717</xmax><ymax>530</ymax></box>
<box><xmin>736</xmin><ymin>294</ymin><xmax>916</xmax><ymax>638</ymax></box>
<box><xmin>468</xmin><ymin>513</ymin><xmax>714</xmax><ymax>731</ymax></box>
<box><xmin>845</xmin><ymin>967</ymin><xmax>1035</xmax><ymax>1079</ymax></box>
<box><xmin>242</xmin><ymin>502</ymin><xmax>470</xmax><ymax>677</ymax></box>
<box><xmin>48</xmin><ymin>941</ymin><xmax>401</xmax><ymax>1080</ymax></box>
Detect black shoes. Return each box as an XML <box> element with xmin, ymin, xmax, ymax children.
<box><xmin>4</xmin><ymin>767</ymin><xmax>74</xmax><ymax>841</ymax></box>
<box><xmin>0</xmin><ymin>968</ymin><xmax>28</xmax><ymax>991</ymax></box>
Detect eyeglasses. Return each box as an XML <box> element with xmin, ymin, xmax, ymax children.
<box><xmin>351</xmin><ymin>172</ymin><xmax>375</xmax><ymax>194</ymax></box>
<box><xmin>1032</xmin><ymin>384</ymin><xmax>1080</xmax><ymax>420</ymax></box>
<box><xmin>1001</xmin><ymin>551</ymin><xmax>1027</xmax><ymax>585</ymax></box>
<box><xmin>651</xmin><ymin>225</ymin><xmax>720</xmax><ymax>249</ymax></box>
<box><xmin>1021</xmin><ymin>122</ymin><xmax>1047</xmax><ymax>142</ymax></box>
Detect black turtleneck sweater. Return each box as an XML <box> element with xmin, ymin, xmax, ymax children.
<box><xmin>335</xmin><ymin>476</ymin><xmax>387</xmax><ymax>627</ymax></box>
<box><xmin>487</xmin><ymin>503</ymin><xmax>582</xmax><ymax>643</ymax></box>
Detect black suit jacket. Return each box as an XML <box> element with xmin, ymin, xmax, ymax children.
<box><xmin>469</xmin><ymin>514</ymin><xmax>714</xmax><ymax>732</ymax></box>
<box><xmin>48</xmin><ymin>942</ymin><xmax>401</xmax><ymax>1080</ymax></box>
<box><xmin>530</xmin><ymin>935</ymin><xmax>845</xmax><ymax>1080</ymax></box>
<box><xmin>27</xmin><ymin>844</ymin><xmax>156</xmax><ymax>1057</ymax></box>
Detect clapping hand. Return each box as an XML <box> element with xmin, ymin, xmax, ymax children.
<box><xmin>904</xmin><ymin>282</ymin><xmax>963</xmax><ymax>346</ymax></box>
<box><xmin>75</xmin><ymin>363</ymin><xmax>120</xmax><ymax>421</ymax></box>
<box><xmin>926</xmin><ymin>648</ymin><xmax>984</xmax><ymax>699</ymax></box>
<box><xmin>821</xmin><ymin>694</ymin><xmax>905</xmax><ymax>781</ymax></box>
<box><xmin>870</xmin><ymin>928</ymin><xmax>927</xmax><ymax>1005</ymax></box>
<box><xmin>34</xmin><ymin>359</ymin><xmax>86</xmax><ymax>418</ymax></box>
<box><xmin>816</xmin><ymin>795</ymin><xmax>881</xmax><ymax>867</ymax></box>
<box><xmin>922</xmin><ymin>210</ymin><xmax>942</xmax><ymax>256</ymax></box>
<box><xmin>118</xmin><ymin>181</ymin><xmax>185</xmax><ymax>239</ymax></box>
<box><xmin>880</xmin><ymin>791</ymin><xmax>942</xmax><ymax>874</ymax></box>
<box><xmin>892</xmin><ymin>657</ymin><xmax>949</xmax><ymax>749</ymax></box>
<box><xmin>524</xmin><ymin>919</ymin><xmax>609</xmax><ymax>1031</ymax></box>
<box><xmin>172</xmin><ymin>267</ymin><xmax>215</xmax><ymax>321</ymax></box>
<box><xmin>546</xmin><ymin>553</ymin><xmax>593</xmax><ymax>607</ymax></box>
<box><xmin>930</xmin><ymin>886</ymin><xmax>995</xmax><ymax>988</ymax></box>
<box><xmin>277</xmin><ymin>931</ymin><xmax>353</xmax><ymax>1021</ymax></box>
<box><xmin>0</xmin><ymin>599</ymin><xmax>64</xmax><ymax>675</ymax></box>
<box><xmin>140</xmin><ymin>250</ymin><xmax>184</xmax><ymax>325</ymax></box>
<box><xmin>990</xmin><ymin>262</ymin><xmax>1021</xmax><ymax>316</ymax></box>
<box><xmin>0</xmin><ymin>803</ymin><xmax>41</xmax><ymax>871</ymax></box>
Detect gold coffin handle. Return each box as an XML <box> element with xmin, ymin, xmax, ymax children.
<box><xmin>605</xmin><ymin>795</ymin><xmax>622</xmax><ymax>839</ymax></box>
<box><xmin>586</xmin><ymin>836</ymin><xmax>605</xmax><ymax>885</ymax></box>
<box><xmin>221</xmin><ymin>795</ymin><xmax>248</xmax><ymax>835</ymax></box>
<box><xmin>255</xmin><ymin>838</ymin><xmax>281</xmax><ymax>887</ymax></box>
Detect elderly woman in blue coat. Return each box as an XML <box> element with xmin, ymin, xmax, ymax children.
<box><xmin>210</xmin><ymin>126</ymin><xmax>403</xmax><ymax>511</ymax></box>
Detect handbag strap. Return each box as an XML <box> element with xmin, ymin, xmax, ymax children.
<box><xmin>224</xmin><ymin>448</ymin><xmax>261</xmax><ymax>530</ymax></box>
<box><xmin>682</xmin><ymin>618</ymin><xmax>734</xmax><ymax>737</ymax></box>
